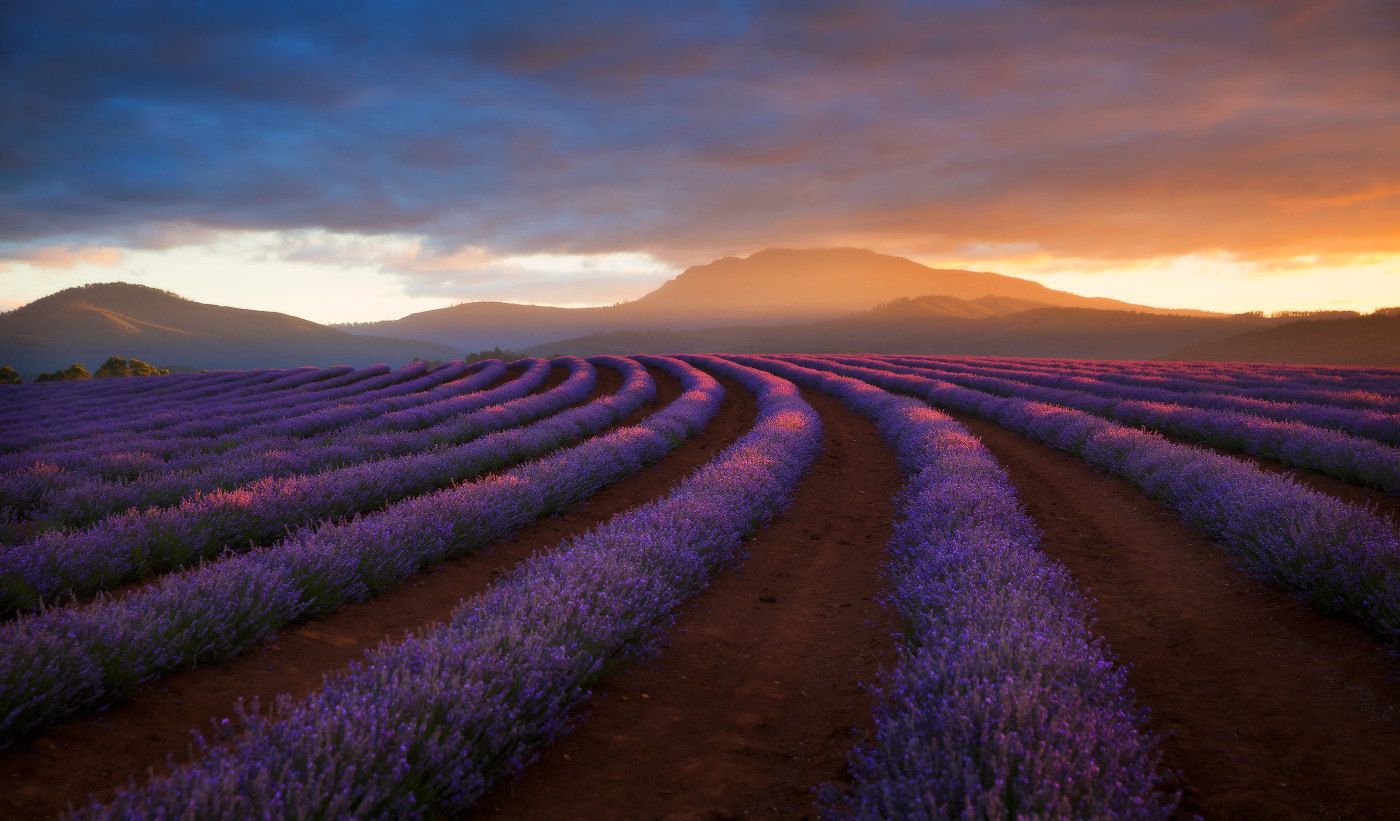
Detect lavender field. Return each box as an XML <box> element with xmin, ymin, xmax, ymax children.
<box><xmin>3</xmin><ymin>354</ymin><xmax>1398</xmax><ymax>818</ymax></box>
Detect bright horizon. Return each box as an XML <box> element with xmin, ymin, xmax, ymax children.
<box><xmin>3</xmin><ymin>2</ymin><xmax>1397</xmax><ymax>323</ymax></box>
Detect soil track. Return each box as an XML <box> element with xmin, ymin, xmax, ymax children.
<box><xmin>0</xmin><ymin>364</ymin><xmax>756</xmax><ymax>820</ymax></box>
<box><xmin>476</xmin><ymin>389</ymin><xmax>902</xmax><ymax>820</ymax></box>
<box><xmin>953</xmin><ymin>411</ymin><xmax>1400</xmax><ymax>819</ymax></box>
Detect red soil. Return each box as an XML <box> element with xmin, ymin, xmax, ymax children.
<box><xmin>954</xmin><ymin>411</ymin><xmax>1400</xmax><ymax>820</ymax></box>
<box><xmin>476</xmin><ymin>389</ymin><xmax>902</xmax><ymax>820</ymax></box>
<box><xmin>0</xmin><ymin>365</ymin><xmax>754</xmax><ymax>820</ymax></box>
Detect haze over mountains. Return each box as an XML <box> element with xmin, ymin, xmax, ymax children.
<box><xmin>348</xmin><ymin>248</ymin><xmax>1217</xmax><ymax>351</ymax></box>
<box><xmin>4</xmin><ymin>248</ymin><xmax>1396</xmax><ymax>376</ymax></box>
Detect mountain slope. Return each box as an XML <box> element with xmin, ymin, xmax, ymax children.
<box><xmin>526</xmin><ymin>298</ymin><xmax>1274</xmax><ymax>360</ymax></box>
<box><xmin>0</xmin><ymin>283</ymin><xmax>458</xmax><ymax>377</ymax></box>
<box><xmin>1172</xmin><ymin>312</ymin><xmax>1400</xmax><ymax>365</ymax></box>
<box><xmin>349</xmin><ymin>247</ymin><xmax>1218</xmax><ymax>350</ymax></box>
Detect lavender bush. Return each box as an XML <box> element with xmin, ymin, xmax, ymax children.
<box><xmin>737</xmin><ymin>355</ymin><xmax>1173</xmax><ymax>819</ymax></box>
<box><xmin>0</xmin><ymin>357</ymin><xmax>722</xmax><ymax>746</ymax></box>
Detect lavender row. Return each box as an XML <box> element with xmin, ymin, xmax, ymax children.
<box><xmin>10</xmin><ymin>360</ymin><xmax>565</xmax><ymax>534</ymax></box>
<box><xmin>4</xmin><ymin>361</ymin><xmax>436</xmax><ymax>460</ymax></box>
<box><xmin>2</xmin><ymin>364</ymin><xmax>390</xmax><ymax>452</ymax></box>
<box><xmin>915</xmin><ymin>353</ymin><xmax>1400</xmax><ymax>393</ymax></box>
<box><xmin>880</xmin><ymin>355</ymin><xmax>1400</xmax><ymax>447</ymax></box>
<box><xmin>0</xmin><ymin>357</ymin><xmax>721</xmax><ymax>749</ymax></box>
<box><xmin>1</xmin><ymin>364</ymin><xmax>389</xmax><ymax>457</ymax></box>
<box><xmin>857</xmin><ymin>357</ymin><xmax>1400</xmax><ymax>493</ymax></box>
<box><xmin>0</xmin><ymin>367</ymin><xmax>320</xmax><ymax>449</ymax></box>
<box><xmin>792</xmin><ymin>356</ymin><xmax>1400</xmax><ymax>641</ymax></box>
<box><xmin>0</xmin><ymin>364</ymin><xmax>293</xmax><ymax>415</ymax></box>
<box><xmin>0</xmin><ymin>368</ymin><xmax>263</xmax><ymax>423</ymax></box>
<box><xmin>2</xmin><ymin>365</ymin><xmax>332</xmax><ymax>432</ymax></box>
<box><xmin>0</xmin><ymin>358</ymin><xmax>644</xmax><ymax>616</ymax></box>
<box><xmin>737</xmin><ymin>355</ymin><xmax>1171</xmax><ymax>818</ymax></box>
<box><xmin>0</xmin><ymin>362</ymin><xmax>513</xmax><ymax>503</ymax></box>
<box><xmin>75</xmin><ymin>357</ymin><xmax>817</xmax><ymax>818</ymax></box>
<box><xmin>908</xmin><ymin>355</ymin><xmax>1400</xmax><ymax>413</ymax></box>
<box><xmin>0</xmin><ymin>362</ymin><xmax>517</xmax><ymax>521</ymax></box>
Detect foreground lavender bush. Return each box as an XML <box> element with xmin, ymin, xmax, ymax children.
<box><xmin>73</xmin><ymin>358</ymin><xmax>818</xmax><ymax>818</ymax></box>
<box><xmin>794</xmin><ymin>355</ymin><xmax>1400</xmax><ymax>642</ymax></box>
<box><xmin>0</xmin><ymin>357</ymin><xmax>719</xmax><ymax>746</ymax></box>
<box><xmin>739</xmin><ymin>356</ymin><xmax>1172</xmax><ymax>819</ymax></box>
<box><xmin>861</xmin><ymin>356</ymin><xmax>1400</xmax><ymax>492</ymax></box>
<box><xmin>0</xmin><ymin>358</ymin><xmax>635</xmax><ymax>614</ymax></box>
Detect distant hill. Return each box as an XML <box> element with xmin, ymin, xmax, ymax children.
<box><xmin>1172</xmin><ymin>311</ymin><xmax>1400</xmax><ymax>365</ymax></box>
<box><xmin>348</xmin><ymin>247</ymin><xmax>1218</xmax><ymax>351</ymax></box>
<box><xmin>526</xmin><ymin>295</ymin><xmax>1274</xmax><ymax>360</ymax></box>
<box><xmin>0</xmin><ymin>283</ymin><xmax>458</xmax><ymax>378</ymax></box>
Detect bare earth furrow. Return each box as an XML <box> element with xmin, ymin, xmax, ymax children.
<box><xmin>0</xmin><ymin>365</ymin><xmax>755</xmax><ymax>820</ymax></box>
<box><xmin>954</xmin><ymin>410</ymin><xmax>1400</xmax><ymax>819</ymax></box>
<box><xmin>477</xmin><ymin>387</ymin><xmax>901</xmax><ymax>819</ymax></box>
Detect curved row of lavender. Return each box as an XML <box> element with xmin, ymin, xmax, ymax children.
<box><xmin>2</xmin><ymin>363</ymin><xmax>405</xmax><ymax>453</ymax></box>
<box><xmin>0</xmin><ymin>363</ymin><xmax>513</xmax><ymax>515</ymax></box>
<box><xmin>737</xmin><ymin>355</ymin><xmax>1172</xmax><ymax>818</ymax></box>
<box><xmin>850</xmin><ymin>356</ymin><xmax>1400</xmax><ymax>492</ymax></box>
<box><xmin>74</xmin><ymin>357</ymin><xmax>818</xmax><ymax>819</ymax></box>
<box><xmin>1</xmin><ymin>360</ymin><xmax>533</xmax><ymax>528</ymax></box>
<box><xmin>6</xmin><ymin>363</ymin><xmax>353</xmax><ymax>421</ymax></box>
<box><xmin>945</xmin><ymin>354</ymin><xmax>1400</xmax><ymax>401</ymax></box>
<box><xmin>0</xmin><ymin>356</ymin><xmax>720</xmax><ymax>746</ymax></box>
<box><xmin>0</xmin><ymin>365</ymin><xmax>318</xmax><ymax>423</ymax></box>
<box><xmin>792</xmin><ymin>356</ymin><xmax>1400</xmax><ymax>642</ymax></box>
<box><xmin>922</xmin><ymin>355</ymin><xmax>1400</xmax><ymax>412</ymax></box>
<box><xmin>880</xmin><ymin>355</ymin><xmax>1400</xmax><ymax>446</ymax></box>
<box><xmin>2</xmin><ymin>360</ymin><xmax>458</xmax><ymax>461</ymax></box>
<box><xmin>0</xmin><ymin>358</ymin><xmax>640</xmax><ymax>616</ymax></box>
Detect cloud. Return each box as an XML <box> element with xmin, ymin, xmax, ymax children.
<box><xmin>0</xmin><ymin>0</ymin><xmax>1396</xmax><ymax>279</ymax></box>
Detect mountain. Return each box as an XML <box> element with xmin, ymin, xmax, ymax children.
<box><xmin>1172</xmin><ymin>311</ymin><xmax>1400</xmax><ymax>365</ymax></box>
<box><xmin>348</xmin><ymin>248</ymin><xmax>1218</xmax><ymax>351</ymax></box>
<box><xmin>0</xmin><ymin>283</ymin><xmax>458</xmax><ymax>378</ymax></box>
<box><xmin>525</xmin><ymin>296</ymin><xmax>1275</xmax><ymax>360</ymax></box>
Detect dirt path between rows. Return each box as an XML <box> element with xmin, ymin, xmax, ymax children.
<box><xmin>952</xmin><ymin>411</ymin><xmax>1400</xmax><ymax>820</ymax></box>
<box><xmin>0</xmin><ymin>364</ymin><xmax>757</xmax><ymax>820</ymax></box>
<box><xmin>475</xmin><ymin>389</ymin><xmax>902</xmax><ymax>821</ymax></box>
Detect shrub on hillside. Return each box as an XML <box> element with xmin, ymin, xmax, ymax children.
<box><xmin>0</xmin><ymin>365</ymin><xmax>20</xmax><ymax>385</ymax></box>
<box><xmin>35</xmin><ymin>363</ymin><xmax>91</xmax><ymax>382</ymax></box>
<box><xmin>94</xmin><ymin>356</ymin><xmax>171</xmax><ymax>378</ymax></box>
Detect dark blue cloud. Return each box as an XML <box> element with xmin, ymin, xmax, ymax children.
<box><xmin>2</xmin><ymin>0</ymin><xmax>1396</xmax><ymax>264</ymax></box>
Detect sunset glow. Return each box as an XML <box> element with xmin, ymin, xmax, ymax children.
<box><xmin>3</xmin><ymin>0</ymin><xmax>1396</xmax><ymax>318</ymax></box>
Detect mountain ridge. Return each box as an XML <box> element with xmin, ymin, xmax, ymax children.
<box><xmin>0</xmin><ymin>282</ymin><xmax>458</xmax><ymax>378</ymax></box>
<box><xmin>346</xmin><ymin>247</ymin><xmax>1219</xmax><ymax>351</ymax></box>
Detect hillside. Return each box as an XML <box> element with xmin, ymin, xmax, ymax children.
<box><xmin>526</xmin><ymin>296</ymin><xmax>1273</xmax><ymax>360</ymax></box>
<box><xmin>349</xmin><ymin>248</ymin><xmax>1218</xmax><ymax>351</ymax></box>
<box><xmin>0</xmin><ymin>283</ymin><xmax>458</xmax><ymax>378</ymax></box>
<box><xmin>1172</xmin><ymin>311</ymin><xmax>1400</xmax><ymax>365</ymax></box>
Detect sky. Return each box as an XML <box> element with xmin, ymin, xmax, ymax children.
<box><xmin>2</xmin><ymin>0</ymin><xmax>1397</xmax><ymax>323</ymax></box>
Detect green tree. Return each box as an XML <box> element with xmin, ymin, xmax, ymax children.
<box><xmin>128</xmin><ymin>358</ymin><xmax>169</xmax><ymax>376</ymax></box>
<box><xmin>0</xmin><ymin>365</ymin><xmax>21</xmax><ymax>385</ymax></box>
<box><xmin>94</xmin><ymin>356</ymin><xmax>132</xmax><ymax>378</ymax></box>
<box><xmin>36</xmin><ymin>363</ymin><xmax>91</xmax><ymax>382</ymax></box>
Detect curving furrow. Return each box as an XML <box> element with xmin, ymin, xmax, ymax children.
<box><xmin>847</xmin><ymin>356</ymin><xmax>1400</xmax><ymax>492</ymax></box>
<box><xmin>738</xmin><ymin>355</ymin><xmax>1172</xmax><ymax>819</ymax></box>
<box><xmin>3</xmin><ymin>360</ymin><xmax>542</xmax><ymax>530</ymax></box>
<box><xmin>2</xmin><ymin>364</ymin><xmax>403</xmax><ymax>454</ymax></box>
<box><xmin>69</xmin><ymin>357</ymin><xmax>820</xmax><ymax>819</ymax></box>
<box><xmin>788</xmin><ymin>355</ymin><xmax>1400</xmax><ymax>642</ymax></box>
<box><xmin>0</xmin><ymin>358</ymin><xmax>635</xmax><ymax>615</ymax></box>
<box><xmin>0</xmin><ymin>356</ymin><xmax>724</xmax><ymax>748</ymax></box>
<box><xmin>878</xmin><ymin>354</ymin><xmax>1400</xmax><ymax>446</ymax></box>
